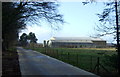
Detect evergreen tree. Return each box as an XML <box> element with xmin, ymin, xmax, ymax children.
<box><xmin>19</xmin><ymin>33</ymin><xmax>28</xmax><ymax>46</ymax></box>
<box><xmin>27</xmin><ymin>32</ymin><xmax>38</xmax><ymax>43</ymax></box>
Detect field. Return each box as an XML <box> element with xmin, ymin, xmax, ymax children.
<box><xmin>25</xmin><ymin>47</ymin><xmax>117</xmax><ymax>75</ymax></box>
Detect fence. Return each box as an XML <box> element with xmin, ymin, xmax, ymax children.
<box><xmin>30</xmin><ymin>47</ymin><xmax>118</xmax><ymax>76</ymax></box>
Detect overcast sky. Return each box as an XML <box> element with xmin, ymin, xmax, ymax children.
<box><xmin>19</xmin><ymin>2</ymin><xmax>115</xmax><ymax>43</ymax></box>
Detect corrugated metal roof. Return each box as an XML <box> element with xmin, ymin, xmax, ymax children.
<box><xmin>50</xmin><ymin>37</ymin><xmax>105</xmax><ymax>41</ymax></box>
<box><xmin>53</xmin><ymin>40</ymin><xmax>93</xmax><ymax>43</ymax></box>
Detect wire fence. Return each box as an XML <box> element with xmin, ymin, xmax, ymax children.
<box><xmin>29</xmin><ymin>47</ymin><xmax>118</xmax><ymax>76</ymax></box>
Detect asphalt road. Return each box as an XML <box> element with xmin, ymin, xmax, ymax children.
<box><xmin>17</xmin><ymin>47</ymin><xmax>99</xmax><ymax>77</ymax></box>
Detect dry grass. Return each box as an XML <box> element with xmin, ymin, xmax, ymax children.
<box><xmin>70</xmin><ymin>48</ymin><xmax>116</xmax><ymax>51</ymax></box>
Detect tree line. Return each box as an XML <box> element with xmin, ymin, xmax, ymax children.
<box><xmin>19</xmin><ymin>32</ymin><xmax>38</xmax><ymax>46</ymax></box>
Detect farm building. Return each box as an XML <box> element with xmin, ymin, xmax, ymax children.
<box><xmin>45</xmin><ymin>37</ymin><xmax>106</xmax><ymax>48</ymax></box>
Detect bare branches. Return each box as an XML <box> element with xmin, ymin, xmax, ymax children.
<box><xmin>2</xmin><ymin>1</ymin><xmax>64</xmax><ymax>50</ymax></box>
<box><xmin>83</xmin><ymin>1</ymin><xmax>119</xmax><ymax>39</ymax></box>
<box><xmin>94</xmin><ymin>1</ymin><xmax>120</xmax><ymax>39</ymax></box>
<box><xmin>20</xmin><ymin>2</ymin><xmax>64</xmax><ymax>30</ymax></box>
<box><xmin>82</xmin><ymin>0</ymin><xmax>96</xmax><ymax>5</ymax></box>
<box><xmin>6</xmin><ymin>2</ymin><xmax>64</xmax><ymax>30</ymax></box>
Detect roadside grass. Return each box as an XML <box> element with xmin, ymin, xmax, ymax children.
<box><xmin>25</xmin><ymin>47</ymin><xmax>117</xmax><ymax>75</ymax></box>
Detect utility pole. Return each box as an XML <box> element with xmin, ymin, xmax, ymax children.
<box><xmin>115</xmin><ymin>0</ymin><xmax>120</xmax><ymax>75</ymax></box>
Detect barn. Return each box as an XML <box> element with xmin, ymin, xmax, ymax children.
<box><xmin>45</xmin><ymin>37</ymin><xmax>106</xmax><ymax>48</ymax></box>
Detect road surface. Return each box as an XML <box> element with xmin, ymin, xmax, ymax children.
<box><xmin>17</xmin><ymin>47</ymin><xmax>99</xmax><ymax>77</ymax></box>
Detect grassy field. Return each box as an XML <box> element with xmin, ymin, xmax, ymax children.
<box><xmin>25</xmin><ymin>47</ymin><xmax>117</xmax><ymax>75</ymax></box>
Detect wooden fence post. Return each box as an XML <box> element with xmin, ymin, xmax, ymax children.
<box><xmin>60</xmin><ymin>51</ymin><xmax>62</xmax><ymax>60</ymax></box>
<box><xmin>68</xmin><ymin>52</ymin><xmax>70</xmax><ymax>63</ymax></box>
<box><xmin>93</xmin><ymin>57</ymin><xmax>100</xmax><ymax>75</ymax></box>
<box><xmin>44</xmin><ymin>48</ymin><xmax>46</xmax><ymax>54</ymax></box>
<box><xmin>97</xmin><ymin>57</ymin><xmax>100</xmax><ymax>75</ymax></box>
<box><xmin>91</xmin><ymin>56</ymin><xmax>93</xmax><ymax>71</ymax></box>
<box><xmin>56</xmin><ymin>50</ymin><xmax>58</xmax><ymax>58</ymax></box>
<box><xmin>76</xmin><ymin>53</ymin><xmax>78</xmax><ymax>66</ymax></box>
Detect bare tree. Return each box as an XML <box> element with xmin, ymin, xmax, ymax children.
<box><xmin>83</xmin><ymin>0</ymin><xmax>119</xmax><ymax>39</ymax></box>
<box><xmin>95</xmin><ymin>2</ymin><xmax>117</xmax><ymax>38</ymax></box>
<box><xmin>2</xmin><ymin>1</ymin><xmax>64</xmax><ymax>50</ymax></box>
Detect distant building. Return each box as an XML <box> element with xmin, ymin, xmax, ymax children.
<box><xmin>47</xmin><ymin>37</ymin><xmax>106</xmax><ymax>48</ymax></box>
<box><xmin>106</xmin><ymin>43</ymin><xmax>116</xmax><ymax>48</ymax></box>
<box><xmin>37</xmin><ymin>43</ymin><xmax>43</xmax><ymax>47</ymax></box>
<box><xmin>28</xmin><ymin>43</ymin><xmax>43</xmax><ymax>48</ymax></box>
